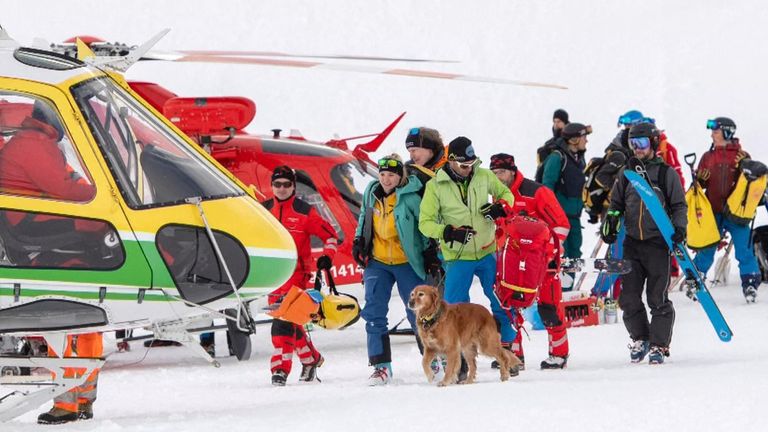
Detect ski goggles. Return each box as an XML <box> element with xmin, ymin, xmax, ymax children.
<box><xmin>271</xmin><ymin>180</ymin><xmax>294</xmax><ymax>188</ymax></box>
<box><xmin>617</xmin><ymin>114</ymin><xmax>644</xmax><ymax>127</ymax></box>
<box><xmin>378</xmin><ymin>158</ymin><xmax>403</xmax><ymax>169</ymax></box>
<box><xmin>629</xmin><ymin>136</ymin><xmax>652</xmax><ymax>150</ymax></box>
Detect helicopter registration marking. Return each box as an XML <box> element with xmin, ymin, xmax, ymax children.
<box><xmin>309</xmin><ymin>263</ymin><xmax>362</xmax><ymax>283</ymax></box>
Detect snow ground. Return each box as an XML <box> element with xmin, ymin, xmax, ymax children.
<box><xmin>2</xmin><ymin>0</ymin><xmax>768</xmax><ymax>430</ymax></box>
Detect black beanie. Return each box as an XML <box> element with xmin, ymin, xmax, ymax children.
<box><xmin>553</xmin><ymin>109</ymin><xmax>569</xmax><ymax>124</ymax></box>
<box><xmin>405</xmin><ymin>127</ymin><xmax>441</xmax><ymax>152</ymax></box>
<box><xmin>447</xmin><ymin>136</ymin><xmax>477</xmax><ymax>162</ymax></box>
<box><xmin>490</xmin><ymin>153</ymin><xmax>516</xmax><ymax>171</ymax></box>
<box><xmin>271</xmin><ymin>165</ymin><xmax>296</xmax><ymax>183</ymax></box>
<box><xmin>377</xmin><ymin>157</ymin><xmax>404</xmax><ymax>178</ymax></box>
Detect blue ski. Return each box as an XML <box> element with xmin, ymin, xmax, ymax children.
<box><xmin>624</xmin><ymin>169</ymin><xmax>733</xmax><ymax>342</ymax></box>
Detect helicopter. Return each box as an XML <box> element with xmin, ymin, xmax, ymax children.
<box><xmin>44</xmin><ymin>35</ymin><xmax>567</xmax><ymax>288</ymax></box>
<box><xmin>0</xmin><ymin>28</ymin><xmax>299</xmax><ymax>421</ymax></box>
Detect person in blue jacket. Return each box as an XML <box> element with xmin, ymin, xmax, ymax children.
<box><xmin>352</xmin><ymin>153</ymin><xmax>441</xmax><ymax>385</ymax></box>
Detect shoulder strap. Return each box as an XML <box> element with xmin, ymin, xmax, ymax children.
<box><xmin>656</xmin><ymin>164</ymin><xmax>671</xmax><ymax>209</ymax></box>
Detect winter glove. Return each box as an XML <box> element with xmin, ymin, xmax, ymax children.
<box><xmin>316</xmin><ymin>254</ymin><xmax>333</xmax><ymax>271</ymax></box>
<box><xmin>735</xmin><ymin>150</ymin><xmax>749</xmax><ymax>166</ymax></box>
<box><xmin>352</xmin><ymin>237</ymin><xmax>367</xmax><ymax>268</ymax></box>
<box><xmin>696</xmin><ymin>168</ymin><xmax>711</xmax><ymax>182</ymax></box>
<box><xmin>600</xmin><ymin>210</ymin><xmax>621</xmax><ymax>244</ymax></box>
<box><xmin>671</xmin><ymin>226</ymin><xmax>686</xmax><ymax>244</ymax></box>
<box><xmin>587</xmin><ymin>212</ymin><xmax>600</xmax><ymax>225</ymax></box>
<box><xmin>480</xmin><ymin>202</ymin><xmax>507</xmax><ymax>221</ymax></box>
<box><xmin>443</xmin><ymin>225</ymin><xmax>476</xmax><ymax>245</ymax></box>
<box><xmin>423</xmin><ymin>248</ymin><xmax>444</xmax><ymax>280</ymax></box>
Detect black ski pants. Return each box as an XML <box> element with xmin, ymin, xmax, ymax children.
<box><xmin>619</xmin><ymin>237</ymin><xmax>675</xmax><ymax>348</ymax></box>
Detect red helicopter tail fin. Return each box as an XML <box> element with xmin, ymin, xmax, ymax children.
<box><xmin>354</xmin><ymin>112</ymin><xmax>406</xmax><ymax>154</ymax></box>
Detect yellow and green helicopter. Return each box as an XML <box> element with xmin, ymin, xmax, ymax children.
<box><xmin>0</xmin><ymin>27</ymin><xmax>297</xmax><ymax>421</ymax></box>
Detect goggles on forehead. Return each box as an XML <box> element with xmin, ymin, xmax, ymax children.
<box><xmin>629</xmin><ymin>136</ymin><xmax>652</xmax><ymax>150</ymax></box>
<box><xmin>706</xmin><ymin>119</ymin><xmax>720</xmax><ymax>130</ymax></box>
<box><xmin>378</xmin><ymin>158</ymin><xmax>402</xmax><ymax>169</ymax></box>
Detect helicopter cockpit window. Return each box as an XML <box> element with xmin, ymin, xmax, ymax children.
<box><xmin>71</xmin><ymin>78</ymin><xmax>244</xmax><ymax>209</ymax></box>
<box><xmin>0</xmin><ymin>93</ymin><xmax>94</xmax><ymax>202</ymax></box>
<box><xmin>0</xmin><ymin>209</ymin><xmax>124</xmax><ymax>270</ymax></box>
<box><xmin>330</xmin><ymin>161</ymin><xmax>377</xmax><ymax>221</ymax></box>
<box><xmin>294</xmin><ymin>170</ymin><xmax>344</xmax><ymax>247</ymax></box>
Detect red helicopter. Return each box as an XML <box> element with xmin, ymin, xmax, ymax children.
<box><xmin>48</xmin><ymin>34</ymin><xmax>566</xmax><ymax>287</ymax></box>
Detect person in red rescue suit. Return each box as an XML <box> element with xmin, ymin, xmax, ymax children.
<box><xmin>0</xmin><ymin>100</ymin><xmax>103</xmax><ymax>424</ymax></box>
<box><xmin>261</xmin><ymin>165</ymin><xmax>339</xmax><ymax>386</ymax></box>
<box><xmin>490</xmin><ymin>153</ymin><xmax>571</xmax><ymax>370</ymax></box>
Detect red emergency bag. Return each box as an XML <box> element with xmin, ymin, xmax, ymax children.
<box><xmin>494</xmin><ymin>214</ymin><xmax>557</xmax><ymax>309</ymax></box>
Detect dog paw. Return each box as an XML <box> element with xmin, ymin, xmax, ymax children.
<box><xmin>437</xmin><ymin>381</ymin><xmax>448</xmax><ymax>387</ymax></box>
<box><xmin>425</xmin><ymin>373</ymin><xmax>435</xmax><ymax>383</ymax></box>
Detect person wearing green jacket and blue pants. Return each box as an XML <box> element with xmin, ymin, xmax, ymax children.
<box><xmin>419</xmin><ymin>137</ymin><xmax>517</xmax><ymax>379</ymax></box>
<box><xmin>352</xmin><ymin>154</ymin><xmax>441</xmax><ymax>386</ymax></box>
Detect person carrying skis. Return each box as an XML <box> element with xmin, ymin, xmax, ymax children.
<box><xmin>539</xmin><ymin>122</ymin><xmax>590</xmax><ymax>290</ymax></box>
<box><xmin>690</xmin><ymin>117</ymin><xmax>761</xmax><ymax>302</ymax></box>
<box><xmin>601</xmin><ymin>122</ymin><xmax>687</xmax><ymax>365</ymax></box>
<box><xmin>262</xmin><ymin>165</ymin><xmax>339</xmax><ymax>386</ymax></box>
<box><xmin>419</xmin><ymin>137</ymin><xmax>517</xmax><ymax>379</ymax></box>
<box><xmin>490</xmin><ymin>153</ymin><xmax>571</xmax><ymax>369</ymax></box>
<box><xmin>353</xmin><ymin>154</ymin><xmax>438</xmax><ymax>385</ymax></box>
<box><xmin>404</xmin><ymin>126</ymin><xmax>447</xmax><ymax>185</ymax></box>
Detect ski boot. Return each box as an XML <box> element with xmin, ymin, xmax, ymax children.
<box><xmin>78</xmin><ymin>401</ymin><xmax>94</xmax><ymax>420</ymax></box>
<box><xmin>540</xmin><ymin>354</ymin><xmax>568</xmax><ymax>369</ymax></box>
<box><xmin>628</xmin><ymin>339</ymin><xmax>650</xmax><ymax>363</ymax></box>
<box><xmin>648</xmin><ymin>345</ymin><xmax>670</xmax><ymax>365</ymax></box>
<box><xmin>430</xmin><ymin>357</ymin><xmax>446</xmax><ymax>382</ymax></box>
<box><xmin>271</xmin><ymin>370</ymin><xmax>288</xmax><ymax>387</ymax></box>
<box><xmin>744</xmin><ymin>286</ymin><xmax>758</xmax><ymax>303</ymax></box>
<box><xmin>683</xmin><ymin>276</ymin><xmax>699</xmax><ymax>301</ymax></box>
<box><xmin>741</xmin><ymin>274</ymin><xmax>760</xmax><ymax>303</ymax></box>
<box><xmin>299</xmin><ymin>355</ymin><xmax>324</xmax><ymax>382</ymax></box>
<box><xmin>37</xmin><ymin>407</ymin><xmax>79</xmax><ymax>425</ymax></box>
<box><xmin>367</xmin><ymin>363</ymin><xmax>392</xmax><ymax>386</ymax></box>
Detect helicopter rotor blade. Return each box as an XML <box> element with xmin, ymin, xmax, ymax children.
<box><xmin>153</xmin><ymin>54</ymin><xmax>567</xmax><ymax>89</ymax></box>
<box><xmin>173</xmin><ymin>50</ymin><xmax>459</xmax><ymax>64</ymax></box>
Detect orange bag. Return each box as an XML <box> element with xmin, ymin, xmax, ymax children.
<box><xmin>267</xmin><ymin>285</ymin><xmax>321</xmax><ymax>325</ymax></box>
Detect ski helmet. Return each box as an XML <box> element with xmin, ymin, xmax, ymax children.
<box><xmin>706</xmin><ymin>117</ymin><xmax>737</xmax><ymax>140</ymax></box>
<box><xmin>628</xmin><ymin>122</ymin><xmax>660</xmax><ymax>151</ymax></box>
<box><xmin>561</xmin><ymin>122</ymin><xmax>592</xmax><ymax>140</ymax></box>
<box><xmin>617</xmin><ymin>110</ymin><xmax>644</xmax><ymax>128</ymax></box>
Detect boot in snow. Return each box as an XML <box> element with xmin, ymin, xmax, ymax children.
<box><xmin>299</xmin><ymin>355</ymin><xmax>324</xmax><ymax>382</ymax></box>
<box><xmin>367</xmin><ymin>363</ymin><xmax>392</xmax><ymax>386</ymax></box>
<box><xmin>540</xmin><ymin>354</ymin><xmax>568</xmax><ymax>369</ymax></box>
<box><xmin>37</xmin><ymin>407</ymin><xmax>79</xmax><ymax>425</ymax></box>
<box><xmin>78</xmin><ymin>401</ymin><xmax>94</xmax><ymax>420</ymax></box>
<box><xmin>629</xmin><ymin>339</ymin><xmax>650</xmax><ymax>363</ymax></box>
<box><xmin>271</xmin><ymin>370</ymin><xmax>288</xmax><ymax>386</ymax></box>
<box><xmin>648</xmin><ymin>345</ymin><xmax>669</xmax><ymax>365</ymax></box>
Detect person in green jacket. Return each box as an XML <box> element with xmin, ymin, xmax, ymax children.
<box><xmin>419</xmin><ymin>136</ymin><xmax>517</xmax><ymax>375</ymax></box>
<box><xmin>541</xmin><ymin>122</ymin><xmax>590</xmax><ymax>289</ymax></box>
<box><xmin>352</xmin><ymin>154</ymin><xmax>441</xmax><ymax>385</ymax></box>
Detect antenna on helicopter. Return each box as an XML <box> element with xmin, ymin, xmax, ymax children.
<box><xmin>78</xmin><ymin>28</ymin><xmax>170</xmax><ymax>72</ymax></box>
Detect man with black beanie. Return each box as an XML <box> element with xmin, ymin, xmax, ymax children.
<box><xmin>419</xmin><ymin>137</ymin><xmax>518</xmax><ymax>381</ymax></box>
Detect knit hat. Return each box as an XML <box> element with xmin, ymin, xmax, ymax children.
<box><xmin>447</xmin><ymin>136</ymin><xmax>477</xmax><ymax>163</ymax></box>
<box><xmin>489</xmin><ymin>153</ymin><xmax>516</xmax><ymax>172</ymax></box>
<box><xmin>405</xmin><ymin>127</ymin><xmax>442</xmax><ymax>152</ymax></box>
<box><xmin>553</xmin><ymin>109</ymin><xmax>569</xmax><ymax>124</ymax></box>
<box><xmin>561</xmin><ymin>123</ymin><xmax>592</xmax><ymax>139</ymax></box>
<box><xmin>271</xmin><ymin>165</ymin><xmax>296</xmax><ymax>183</ymax></box>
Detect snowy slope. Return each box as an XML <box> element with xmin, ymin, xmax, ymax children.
<box><xmin>3</xmin><ymin>1</ymin><xmax>768</xmax><ymax>430</ymax></box>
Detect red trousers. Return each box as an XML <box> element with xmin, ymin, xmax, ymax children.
<box><xmin>511</xmin><ymin>274</ymin><xmax>569</xmax><ymax>358</ymax></box>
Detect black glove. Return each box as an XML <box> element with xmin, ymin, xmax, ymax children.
<box><xmin>423</xmin><ymin>248</ymin><xmax>444</xmax><ymax>279</ymax></box>
<box><xmin>671</xmin><ymin>226</ymin><xmax>686</xmax><ymax>244</ymax></box>
<box><xmin>352</xmin><ymin>237</ymin><xmax>367</xmax><ymax>268</ymax></box>
<box><xmin>587</xmin><ymin>212</ymin><xmax>600</xmax><ymax>225</ymax></box>
<box><xmin>600</xmin><ymin>210</ymin><xmax>621</xmax><ymax>244</ymax></box>
<box><xmin>480</xmin><ymin>202</ymin><xmax>507</xmax><ymax>221</ymax></box>
<box><xmin>316</xmin><ymin>254</ymin><xmax>333</xmax><ymax>271</ymax></box>
<box><xmin>443</xmin><ymin>225</ymin><xmax>476</xmax><ymax>245</ymax></box>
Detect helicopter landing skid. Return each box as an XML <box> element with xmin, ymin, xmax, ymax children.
<box><xmin>149</xmin><ymin>319</ymin><xmax>221</xmax><ymax>368</ymax></box>
<box><xmin>0</xmin><ymin>356</ymin><xmax>104</xmax><ymax>422</ymax></box>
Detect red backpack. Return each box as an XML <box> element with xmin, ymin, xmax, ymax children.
<box><xmin>494</xmin><ymin>214</ymin><xmax>557</xmax><ymax>309</ymax></box>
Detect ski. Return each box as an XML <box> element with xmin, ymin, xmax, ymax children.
<box><xmin>574</xmin><ymin>236</ymin><xmax>604</xmax><ymax>290</ymax></box>
<box><xmin>624</xmin><ymin>169</ymin><xmax>733</xmax><ymax>342</ymax></box>
<box><xmin>561</xmin><ymin>257</ymin><xmax>632</xmax><ymax>274</ymax></box>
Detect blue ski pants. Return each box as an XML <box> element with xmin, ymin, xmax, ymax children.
<box><xmin>443</xmin><ymin>253</ymin><xmax>517</xmax><ymax>343</ymax></box>
<box><xmin>693</xmin><ymin>213</ymin><xmax>759</xmax><ymax>279</ymax></box>
<box><xmin>361</xmin><ymin>260</ymin><xmax>424</xmax><ymax>365</ymax></box>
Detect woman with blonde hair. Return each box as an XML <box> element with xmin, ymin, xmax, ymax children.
<box><xmin>352</xmin><ymin>153</ymin><xmax>440</xmax><ymax>385</ymax></box>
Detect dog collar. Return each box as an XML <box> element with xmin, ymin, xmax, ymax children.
<box><xmin>419</xmin><ymin>304</ymin><xmax>443</xmax><ymax>330</ymax></box>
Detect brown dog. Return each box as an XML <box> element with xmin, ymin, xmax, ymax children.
<box><xmin>408</xmin><ymin>285</ymin><xmax>521</xmax><ymax>386</ymax></box>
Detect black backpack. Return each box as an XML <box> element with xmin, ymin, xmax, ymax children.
<box><xmin>534</xmin><ymin>139</ymin><xmax>563</xmax><ymax>183</ymax></box>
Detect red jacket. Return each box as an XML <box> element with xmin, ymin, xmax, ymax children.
<box><xmin>696</xmin><ymin>140</ymin><xmax>749</xmax><ymax>214</ymax></box>
<box><xmin>261</xmin><ymin>194</ymin><xmax>338</xmax><ymax>278</ymax></box>
<box><xmin>507</xmin><ymin>171</ymin><xmax>570</xmax><ymax>246</ymax></box>
<box><xmin>658</xmin><ymin>133</ymin><xmax>685</xmax><ymax>189</ymax></box>
<box><xmin>0</xmin><ymin>117</ymin><xmax>94</xmax><ymax>203</ymax></box>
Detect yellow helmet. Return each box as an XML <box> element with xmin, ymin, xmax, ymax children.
<box><xmin>316</xmin><ymin>293</ymin><xmax>360</xmax><ymax>330</ymax></box>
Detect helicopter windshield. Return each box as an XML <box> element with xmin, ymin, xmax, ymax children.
<box><xmin>330</xmin><ymin>160</ymin><xmax>378</xmax><ymax>221</ymax></box>
<box><xmin>71</xmin><ymin>78</ymin><xmax>243</xmax><ymax>209</ymax></box>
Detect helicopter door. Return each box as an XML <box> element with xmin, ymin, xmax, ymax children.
<box><xmin>0</xmin><ymin>87</ymin><xmax>152</xmax><ymax>317</ymax></box>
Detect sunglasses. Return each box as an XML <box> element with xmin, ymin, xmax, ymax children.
<box><xmin>272</xmin><ymin>181</ymin><xmax>294</xmax><ymax>189</ymax></box>
<box><xmin>454</xmin><ymin>160</ymin><xmax>475</xmax><ymax>169</ymax></box>
<box><xmin>378</xmin><ymin>158</ymin><xmax>402</xmax><ymax>169</ymax></box>
<box><xmin>629</xmin><ymin>137</ymin><xmax>652</xmax><ymax>150</ymax></box>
